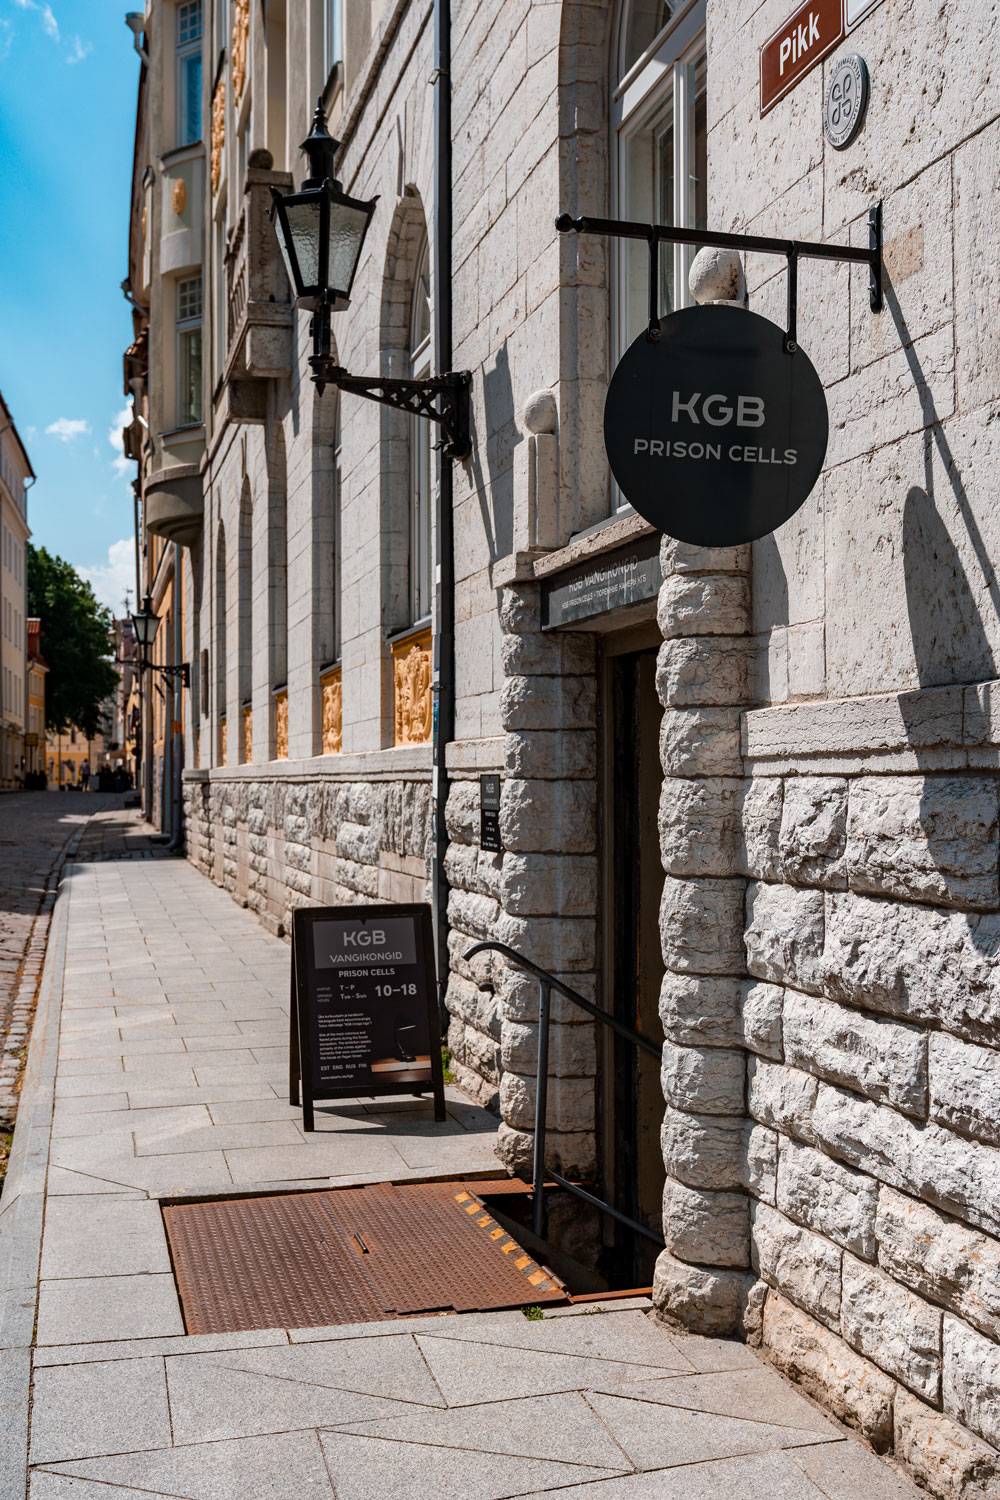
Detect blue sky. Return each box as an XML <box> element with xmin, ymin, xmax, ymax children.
<box><xmin>0</xmin><ymin>0</ymin><xmax>141</xmax><ymax>615</ymax></box>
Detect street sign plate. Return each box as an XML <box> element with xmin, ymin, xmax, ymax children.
<box><xmin>761</xmin><ymin>0</ymin><xmax>844</xmax><ymax>115</ymax></box>
<box><xmin>603</xmin><ymin>306</ymin><xmax>829</xmax><ymax>549</ymax></box>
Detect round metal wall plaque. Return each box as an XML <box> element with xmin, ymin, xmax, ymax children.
<box><xmin>824</xmin><ymin>53</ymin><xmax>869</xmax><ymax>149</ymax></box>
<box><xmin>603</xmin><ymin>305</ymin><xmax>829</xmax><ymax>548</ymax></box>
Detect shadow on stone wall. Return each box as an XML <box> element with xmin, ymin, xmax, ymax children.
<box><xmin>472</xmin><ymin>342</ymin><xmax>519</xmax><ymax>567</ymax></box>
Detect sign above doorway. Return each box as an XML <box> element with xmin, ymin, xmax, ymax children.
<box><xmin>541</xmin><ymin>534</ymin><xmax>662</xmax><ymax>630</ymax></box>
<box><xmin>603</xmin><ymin>307</ymin><xmax>829</xmax><ymax>548</ymax></box>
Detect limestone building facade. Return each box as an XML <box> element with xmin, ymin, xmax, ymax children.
<box><xmin>0</xmin><ymin>393</ymin><xmax>33</xmax><ymax>789</ymax></box>
<box><xmin>124</xmin><ymin>2</ymin><xmax>1000</xmax><ymax>1492</ymax></box>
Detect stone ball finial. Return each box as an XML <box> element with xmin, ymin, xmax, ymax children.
<box><xmin>248</xmin><ymin>147</ymin><xmax>274</xmax><ymax>170</ymax></box>
<box><xmin>689</xmin><ymin>246</ymin><xmax>747</xmax><ymax>307</ymax></box>
<box><xmin>522</xmin><ymin>389</ymin><xmax>557</xmax><ymax>435</ymax></box>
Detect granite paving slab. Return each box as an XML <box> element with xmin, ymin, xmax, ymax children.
<box><xmin>39</xmin><ymin>1431</ymin><xmax>337</xmax><ymax>1500</ymax></box>
<box><xmin>36</xmin><ymin>1272</ymin><xmax>185</xmax><ymax>1344</ymax></box>
<box><xmin>584</xmin><ymin>1390</ymin><xmax>841</xmax><ymax>1471</ymax></box>
<box><xmin>30</xmin><ymin>1357</ymin><xmax>171</xmax><ymax>1464</ymax></box>
<box><xmin>201</xmin><ymin>1333</ymin><xmax>448</xmax><ymax>1405</ymax></box>
<box><xmin>164</xmin><ymin>1355</ymin><xmax>427</xmax><ymax>1444</ymax></box>
<box><xmin>334</xmin><ymin>1388</ymin><xmax>632</xmax><ymax>1467</ymax></box>
<box><xmin>412</xmin><ymin>1332</ymin><xmax>688</xmax><ymax>1406</ymax></box>
<box><xmin>40</xmin><ymin>1199</ymin><xmax>171</xmax><ymax>1279</ymax></box>
<box><xmin>317</xmin><ymin>1431</ymin><xmax>625</xmax><ymax>1500</ymax></box>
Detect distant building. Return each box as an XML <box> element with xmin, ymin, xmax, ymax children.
<box><xmin>25</xmin><ymin>617</ymin><xmax>48</xmax><ymax>782</ymax></box>
<box><xmin>0</xmin><ymin>392</ymin><xmax>33</xmax><ymax>788</ymax></box>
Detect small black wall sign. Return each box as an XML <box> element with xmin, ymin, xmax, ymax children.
<box><xmin>604</xmin><ymin>305</ymin><xmax>829</xmax><ymax>548</ymax></box>
<box><xmin>542</xmin><ymin>534</ymin><xmax>662</xmax><ymax>630</ymax></box>
<box><xmin>290</xmin><ymin>903</ymin><xmax>446</xmax><ymax>1130</ymax></box>
<box><xmin>480</xmin><ymin>774</ymin><xmax>502</xmax><ymax>852</ymax></box>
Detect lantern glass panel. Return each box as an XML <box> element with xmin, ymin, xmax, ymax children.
<box><xmin>283</xmin><ymin>199</ymin><xmax>323</xmax><ymax>292</ymax></box>
<box><xmin>326</xmin><ymin>202</ymin><xmax>370</xmax><ymax>297</ymax></box>
<box><xmin>131</xmin><ymin>608</ymin><xmax>161</xmax><ymax>649</ymax></box>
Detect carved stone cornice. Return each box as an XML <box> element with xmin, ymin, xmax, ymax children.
<box><xmin>391</xmin><ymin>628</ymin><xmax>432</xmax><ymax>747</ymax></box>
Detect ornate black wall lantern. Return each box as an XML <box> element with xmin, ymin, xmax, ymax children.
<box><xmin>130</xmin><ymin>594</ymin><xmax>190</xmax><ymax>688</ymax></box>
<box><xmin>269</xmin><ymin>102</ymin><xmax>471</xmax><ymax>460</ymax></box>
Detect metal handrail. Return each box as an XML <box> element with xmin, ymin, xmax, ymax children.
<box><xmin>463</xmin><ymin>940</ymin><xmax>665</xmax><ymax>1248</ymax></box>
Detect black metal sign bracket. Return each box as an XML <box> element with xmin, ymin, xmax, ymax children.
<box><xmin>556</xmin><ymin>202</ymin><xmax>883</xmax><ymax>357</ymax></box>
<box><xmin>308</xmin><ymin>296</ymin><xmax>471</xmax><ymax>459</ymax></box>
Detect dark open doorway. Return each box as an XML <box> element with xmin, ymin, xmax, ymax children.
<box><xmin>602</xmin><ymin>636</ymin><xmax>666</xmax><ymax>1285</ymax></box>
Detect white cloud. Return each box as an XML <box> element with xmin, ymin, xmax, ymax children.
<box><xmin>0</xmin><ymin>21</ymin><xmax>13</xmax><ymax>62</ymax></box>
<box><xmin>45</xmin><ymin>416</ymin><xmax>89</xmax><ymax>441</ymax></box>
<box><xmin>66</xmin><ymin>34</ymin><xmax>90</xmax><ymax>64</ymax></box>
<box><xmin>80</xmin><ymin>538</ymin><xmax>137</xmax><ymax>617</ymax></box>
<box><xmin>12</xmin><ymin>0</ymin><xmax>59</xmax><ymax>42</ymax></box>
<box><xmin>108</xmin><ymin>402</ymin><xmax>134</xmax><ymax>479</ymax></box>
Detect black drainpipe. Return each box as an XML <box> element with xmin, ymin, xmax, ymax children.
<box><xmin>431</xmin><ymin>0</ymin><xmax>455</xmax><ymax>1030</ymax></box>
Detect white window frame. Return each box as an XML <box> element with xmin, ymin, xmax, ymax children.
<box><xmin>611</xmin><ymin>0</ymin><xmax>707</xmax><ymax>360</ymax></box>
<box><xmin>176</xmin><ymin>0</ymin><xmax>203</xmax><ymax>148</ymax></box>
<box><xmin>176</xmin><ymin>275</ymin><xmax>204</xmax><ymax>426</ymax></box>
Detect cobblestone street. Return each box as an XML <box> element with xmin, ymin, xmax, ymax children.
<box><xmin>0</xmin><ymin>793</ymin><xmax>163</xmax><ymax>1137</ymax></box>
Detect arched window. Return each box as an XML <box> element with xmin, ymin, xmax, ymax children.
<box><xmin>408</xmin><ymin>240</ymin><xmax>432</xmax><ymax>625</ymax></box>
<box><xmin>613</xmin><ymin>0</ymin><xmax>707</xmax><ymax>354</ymax></box>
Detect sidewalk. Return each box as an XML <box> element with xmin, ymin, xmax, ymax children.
<box><xmin>0</xmin><ymin>854</ymin><xmax>923</xmax><ymax>1500</ymax></box>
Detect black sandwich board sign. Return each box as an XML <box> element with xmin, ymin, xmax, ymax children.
<box><xmin>290</xmin><ymin>903</ymin><xmax>446</xmax><ymax>1131</ymax></box>
<box><xmin>604</xmin><ymin>304</ymin><xmax>829</xmax><ymax>548</ymax></box>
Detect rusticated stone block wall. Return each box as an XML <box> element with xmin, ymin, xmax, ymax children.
<box><xmin>653</xmin><ymin>536</ymin><xmax>755</xmax><ymax>1334</ymax></box>
<box><xmin>182</xmin><ymin>766</ymin><xmax>432</xmax><ymax>940</ymax></box>
<box><xmin>736</xmin><ymin>695</ymin><xmax>1000</xmax><ymax>1497</ymax></box>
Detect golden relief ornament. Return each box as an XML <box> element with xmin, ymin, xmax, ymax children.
<box><xmin>220</xmin><ymin>716</ymin><xmax>227</xmax><ymax>764</ymax></box>
<box><xmin>172</xmin><ymin>178</ymin><xmax>187</xmax><ymax>216</ymax></box>
<box><xmin>241</xmin><ymin>704</ymin><xmax>252</xmax><ymax>763</ymax></box>
<box><xmin>231</xmin><ymin>0</ymin><xmax>249</xmax><ymax>101</ymax></box>
<box><xmin>274</xmin><ymin>690</ymin><xmax>288</xmax><ymax>759</ymax></box>
<box><xmin>392</xmin><ymin>629</ymin><xmax>433</xmax><ymax>746</ymax></box>
<box><xmin>321</xmin><ymin>668</ymin><xmax>342</xmax><ymax>754</ymax></box>
<box><xmin>211</xmin><ymin>76</ymin><xmax>226</xmax><ymax>195</ymax></box>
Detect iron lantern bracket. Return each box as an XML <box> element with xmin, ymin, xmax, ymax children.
<box><xmin>140</xmin><ymin>658</ymin><xmax>190</xmax><ymax>689</ymax></box>
<box><xmin>310</xmin><ymin>358</ymin><xmax>472</xmax><ymax>461</ymax></box>
<box><xmin>556</xmin><ymin>202</ymin><xmax>883</xmax><ymax>355</ymax></box>
<box><xmin>308</xmin><ymin>295</ymin><xmax>471</xmax><ymax>460</ymax></box>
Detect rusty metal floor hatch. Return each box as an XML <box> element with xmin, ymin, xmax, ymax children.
<box><xmin>162</xmin><ymin>1180</ymin><xmax>568</xmax><ymax>1334</ymax></box>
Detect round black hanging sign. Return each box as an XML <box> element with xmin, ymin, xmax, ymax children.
<box><xmin>604</xmin><ymin>305</ymin><xmax>829</xmax><ymax>548</ymax></box>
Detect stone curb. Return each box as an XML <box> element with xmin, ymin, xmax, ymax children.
<box><xmin>0</xmin><ymin>844</ymin><xmax>79</xmax><ymax>1500</ymax></box>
